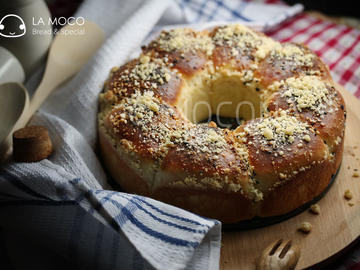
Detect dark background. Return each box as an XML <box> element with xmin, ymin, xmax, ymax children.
<box><xmin>47</xmin><ymin>0</ymin><xmax>360</xmax><ymax>21</ymax></box>
<box><xmin>284</xmin><ymin>0</ymin><xmax>360</xmax><ymax>18</ymax></box>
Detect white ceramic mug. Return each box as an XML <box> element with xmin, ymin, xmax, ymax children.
<box><xmin>0</xmin><ymin>46</ymin><xmax>25</xmax><ymax>84</ymax></box>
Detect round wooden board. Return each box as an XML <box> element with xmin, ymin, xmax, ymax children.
<box><xmin>220</xmin><ymin>84</ymin><xmax>360</xmax><ymax>270</ymax></box>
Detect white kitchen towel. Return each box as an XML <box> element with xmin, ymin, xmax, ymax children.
<box><xmin>0</xmin><ymin>0</ymin><xmax>303</xmax><ymax>269</ymax></box>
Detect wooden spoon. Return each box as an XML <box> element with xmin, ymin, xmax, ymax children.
<box><xmin>0</xmin><ymin>21</ymin><xmax>104</xmax><ymax>160</ymax></box>
<box><xmin>18</xmin><ymin>20</ymin><xmax>105</xmax><ymax>128</ymax></box>
<box><xmin>0</xmin><ymin>82</ymin><xmax>29</xmax><ymax>160</ymax></box>
<box><xmin>257</xmin><ymin>239</ymin><xmax>300</xmax><ymax>270</ymax></box>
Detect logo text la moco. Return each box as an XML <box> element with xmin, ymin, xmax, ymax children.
<box><xmin>0</xmin><ymin>14</ymin><xmax>85</xmax><ymax>38</ymax></box>
<box><xmin>32</xmin><ymin>16</ymin><xmax>86</xmax><ymax>36</ymax></box>
<box><xmin>32</xmin><ymin>16</ymin><xmax>85</xmax><ymax>27</ymax></box>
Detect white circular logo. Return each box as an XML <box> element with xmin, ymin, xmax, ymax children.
<box><xmin>0</xmin><ymin>14</ymin><xmax>26</xmax><ymax>38</ymax></box>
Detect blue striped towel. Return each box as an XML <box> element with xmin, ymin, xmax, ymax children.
<box><xmin>0</xmin><ymin>0</ymin><xmax>303</xmax><ymax>269</ymax></box>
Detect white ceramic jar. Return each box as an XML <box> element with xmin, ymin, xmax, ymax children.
<box><xmin>0</xmin><ymin>0</ymin><xmax>52</xmax><ymax>78</ymax></box>
<box><xmin>0</xmin><ymin>46</ymin><xmax>25</xmax><ymax>84</ymax></box>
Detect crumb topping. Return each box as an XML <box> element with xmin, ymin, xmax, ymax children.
<box><xmin>109</xmin><ymin>91</ymin><xmax>246</xmax><ymax>164</ymax></box>
<box><xmin>213</xmin><ymin>24</ymin><xmax>277</xmax><ymax>61</ymax></box>
<box><xmin>171</xmin><ymin>126</ymin><xmax>228</xmax><ymax>155</ymax></box>
<box><xmin>131</xmin><ymin>90</ymin><xmax>159</xmax><ymax>113</ymax></box>
<box><xmin>103</xmin><ymin>57</ymin><xmax>174</xmax><ymax>106</ymax></box>
<box><xmin>213</xmin><ymin>24</ymin><xmax>261</xmax><ymax>49</ymax></box>
<box><xmin>310</xmin><ymin>204</ymin><xmax>320</xmax><ymax>214</ymax></box>
<box><xmin>131</xmin><ymin>56</ymin><xmax>172</xmax><ymax>86</ymax></box>
<box><xmin>281</xmin><ymin>76</ymin><xmax>331</xmax><ymax>113</ymax></box>
<box><xmin>254</xmin><ymin>36</ymin><xmax>278</xmax><ymax>59</ymax></box>
<box><xmin>155</xmin><ymin>28</ymin><xmax>214</xmax><ymax>56</ymax></box>
<box><xmin>298</xmin><ymin>221</ymin><xmax>312</xmax><ymax>233</ymax></box>
<box><xmin>344</xmin><ymin>189</ymin><xmax>353</xmax><ymax>200</ymax></box>
<box><xmin>244</xmin><ymin>110</ymin><xmax>310</xmax><ymax>149</ymax></box>
<box><xmin>212</xmin><ymin>24</ymin><xmax>315</xmax><ymax>71</ymax></box>
<box><xmin>265</xmin><ymin>43</ymin><xmax>314</xmax><ymax>66</ymax></box>
<box><xmin>109</xmin><ymin>90</ymin><xmax>162</xmax><ymax>134</ymax></box>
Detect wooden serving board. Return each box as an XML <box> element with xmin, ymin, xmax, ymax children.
<box><xmin>220</xmin><ymin>84</ymin><xmax>360</xmax><ymax>270</ymax></box>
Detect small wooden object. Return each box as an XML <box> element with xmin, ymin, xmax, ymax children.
<box><xmin>13</xmin><ymin>126</ymin><xmax>53</xmax><ymax>162</ymax></box>
<box><xmin>257</xmin><ymin>239</ymin><xmax>300</xmax><ymax>270</ymax></box>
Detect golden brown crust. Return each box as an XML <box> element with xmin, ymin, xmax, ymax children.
<box><xmin>256</xmin><ymin>43</ymin><xmax>331</xmax><ymax>87</ymax></box>
<box><xmin>99</xmin><ymin>122</ymin><xmax>343</xmax><ymax>222</ymax></box>
<box><xmin>242</xmin><ymin>122</ymin><xmax>328</xmax><ymax>195</ymax></box>
<box><xmin>153</xmin><ymin>187</ymin><xmax>255</xmax><ymax>223</ymax></box>
<box><xmin>142</xmin><ymin>28</ymin><xmax>211</xmax><ymax>77</ymax></box>
<box><xmin>99</xmin><ymin>128</ymin><xmax>151</xmax><ymax>196</ymax></box>
<box><xmin>103</xmin><ymin>58</ymin><xmax>183</xmax><ymax>105</ymax></box>
<box><xmin>266</xmin><ymin>82</ymin><xmax>346</xmax><ymax>153</ymax></box>
<box><xmin>98</xmin><ymin>24</ymin><xmax>346</xmax><ymax>223</ymax></box>
<box><xmin>258</xmin><ymin>144</ymin><xmax>342</xmax><ymax>217</ymax></box>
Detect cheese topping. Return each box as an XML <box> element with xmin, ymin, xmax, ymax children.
<box><xmin>213</xmin><ymin>24</ymin><xmax>260</xmax><ymax>48</ymax></box>
<box><xmin>255</xmin><ymin>37</ymin><xmax>278</xmax><ymax>59</ymax></box>
<box><xmin>109</xmin><ymin>91</ymin><xmax>160</xmax><ymax>133</ymax></box>
<box><xmin>212</xmin><ymin>24</ymin><xmax>314</xmax><ymax>68</ymax></box>
<box><xmin>281</xmin><ymin>76</ymin><xmax>330</xmax><ymax>112</ymax></box>
<box><xmin>268</xmin><ymin>43</ymin><xmax>314</xmax><ymax>66</ymax></box>
<box><xmin>247</xmin><ymin>110</ymin><xmax>310</xmax><ymax>148</ymax></box>
<box><xmin>130</xmin><ymin>57</ymin><xmax>172</xmax><ymax>86</ymax></box>
<box><xmin>155</xmin><ymin>28</ymin><xmax>214</xmax><ymax>56</ymax></box>
<box><xmin>133</xmin><ymin>90</ymin><xmax>159</xmax><ymax>113</ymax></box>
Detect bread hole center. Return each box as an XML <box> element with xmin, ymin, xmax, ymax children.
<box><xmin>177</xmin><ymin>74</ymin><xmax>262</xmax><ymax>129</ymax></box>
<box><xmin>198</xmin><ymin>115</ymin><xmax>244</xmax><ymax>130</ymax></box>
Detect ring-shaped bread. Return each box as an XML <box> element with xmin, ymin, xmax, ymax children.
<box><xmin>98</xmin><ymin>24</ymin><xmax>346</xmax><ymax>223</ymax></box>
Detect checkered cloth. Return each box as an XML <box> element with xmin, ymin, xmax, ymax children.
<box><xmin>266</xmin><ymin>12</ymin><xmax>360</xmax><ymax>98</ymax></box>
<box><xmin>1</xmin><ymin>0</ymin><xmax>360</xmax><ymax>269</ymax></box>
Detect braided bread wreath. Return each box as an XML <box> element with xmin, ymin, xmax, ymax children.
<box><xmin>98</xmin><ymin>24</ymin><xmax>346</xmax><ymax>224</ymax></box>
